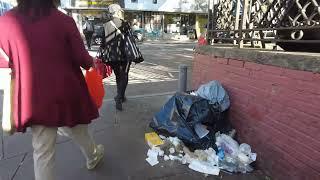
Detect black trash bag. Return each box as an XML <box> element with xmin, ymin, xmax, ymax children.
<box><xmin>150</xmin><ymin>92</ymin><xmax>228</xmax><ymax>150</ymax></box>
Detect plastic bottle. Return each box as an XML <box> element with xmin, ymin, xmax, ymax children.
<box><xmin>239</xmin><ymin>143</ymin><xmax>252</xmax><ymax>155</ymax></box>
<box><xmin>217</xmin><ymin>148</ymin><xmax>225</xmax><ymax>160</ymax></box>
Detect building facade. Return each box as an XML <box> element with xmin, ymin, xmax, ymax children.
<box><xmin>123</xmin><ymin>0</ymin><xmax>208</xmax><ymax>40</ymax></box>
<box><xmin>60</xmin><ymin>0</ymin><xmax>208</xmax><ymax>40</ymax></box>
<box><xmin>124</xmin><ymin>0</ymin><xmax>208</xmax><ymax>12</ymax></box>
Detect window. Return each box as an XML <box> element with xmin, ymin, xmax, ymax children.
<box><xmin>131</xmin><ymin>0</ymin><xmax>138</xmax><ymax>3</ymax></box>
<box><xmin>153</xmin><ymin>0</ymin><xmax>157</xmax><ymax>4</ymax></box>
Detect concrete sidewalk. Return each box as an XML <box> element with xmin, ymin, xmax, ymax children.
<box><xmin>0</xmin><ymin>43</ymin><xmax>267</xmax><ymax>180</ymax></box>
<box><xmin>143</xmin><ymin>40</ymin><xmax>198</xmax><ymax>44</ymax></box>
<box><xmin>0</xmin><ymin>94</ymin><xmax>266</xmax><ymax>180</ymax></box>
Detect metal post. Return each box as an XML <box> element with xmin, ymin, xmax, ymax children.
<box><xmin>238</xmin><ymin>0</ymin><xmax>249</xmax><ymax>48</ymax></box>
<box><xmin>234</xmin><ymin>0</ymin><xmax>241</xmax><ymax>45</ymax></box>
<box><xmin>208</xmin><ymin>0</ymin><xmax>215</xmax><ymax>44</ymax></box>
<box><xmin>179</xmin><ymin>64</ymin><xmax>188</xmax><ymax>92</ymax></box>
<box><xmin>162</xmin><ymin>12</ymin><xmax>165</xmax><ymax>39</ymax></box>
<box><xmin>207</xmin><ymin>0</ymin><xmax>211</xmax><ymax>43</ymax></box>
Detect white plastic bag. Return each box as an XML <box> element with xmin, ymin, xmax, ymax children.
<box><xmin>195</xmin><ymin>81</ymin><xmax>230</xmax><ymax>111</ymax></box>
<box><xmin>216</xmin><ymin>134</ymin><xmax>239</xmax><ymax>157</ymax></box>
<box><xmin>239</xmin><ymin>143</ymin><xmax>257</xmax><ymax>164</ymax></box>
<box><xmin>0</xmin><ymin>48</ymin><xmax>15</xmax><ymax>135</ymax></box>
<box><xmin>188</xmin><ymin>160</ymin><xmax>220</xmax><ymax>175</ymax></box>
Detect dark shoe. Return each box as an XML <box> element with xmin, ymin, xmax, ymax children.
<box><xmin>114</xmin><ymin>96</ymin><xmax>127</xmax><ymax>103</ymax></box>
<box><xmin>116</xmin><ymin>101</ymin><xmax>123</xmax><ymax>111</ymax></box>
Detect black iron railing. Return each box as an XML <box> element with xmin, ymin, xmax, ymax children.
<box><xmin>207</xmin><ymin>0</ymin><xmax>320</xmax><ymax>52</ymax></box>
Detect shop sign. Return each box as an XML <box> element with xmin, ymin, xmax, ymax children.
<box><xmin>75</xmin><ymin>0</ymin><xmax>113</xmax><ymax>8</ymax></box>
<box><xmin>125</xmin><ymin>0</ymin><xmax>208</xmax><ymax>13</ymax></box>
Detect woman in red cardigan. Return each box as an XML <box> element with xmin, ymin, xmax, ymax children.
<box><xmin>0</xmin><ymin>0</ymin><xmax>104</xmax><ymax>179</ymax></box>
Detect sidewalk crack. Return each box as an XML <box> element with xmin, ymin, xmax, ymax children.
<box><xmin>1</xmin><ymin>132</ymin><xmax>4</xmax><ymax>159</ymax></box>
<box><xmin>114</xmin><ymin>110</ymin><xmax>120</xmax><ymax>126</ymax></box>
<box><xmin>11</xmin><ymin>153</ymin><xmax>27</xmax><ymax>180</ymax></box>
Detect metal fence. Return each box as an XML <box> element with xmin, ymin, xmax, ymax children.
<box><xmin>207</xmin><ymin>0</ymin><xmax>320</xmax><ymax>52</ymax></box>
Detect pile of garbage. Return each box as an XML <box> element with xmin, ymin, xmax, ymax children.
<box><xmin>145</xmin><ymin>132</ymin><xmax>257</xmax><ymax>176</ymax></box>
<box><xmin>146</xmin><ymin>80</ymin><xmax>257</xmax><ymax>176</ymax></box>
<box><xmin>150</xmin><ymin>81</ymin><xmax>231</xmax><ymax>150</ymax></box>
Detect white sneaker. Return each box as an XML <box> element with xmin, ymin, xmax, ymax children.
<box><xmin>87</xmin><ymin>144</ymin><xmax>104</xmax><ymax>170</ymax></box>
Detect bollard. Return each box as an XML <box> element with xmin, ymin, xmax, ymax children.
<box><xmin>178</xmin><ymin>64</ymin><xmax>188</xmax><ymax>92</ymax></box>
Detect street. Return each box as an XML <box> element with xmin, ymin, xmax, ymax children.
<box><xmin>93</xmin><ymin>42</ymin><xmax>195</xmax><ymax>99</ymax></box>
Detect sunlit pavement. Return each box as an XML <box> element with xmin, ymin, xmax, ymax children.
<box><xmin>0</xmin><ymin>42</ymin><xmax>266</xmax><ymax>180</ymax></box>
<box><xmin>88</xmin><ymin>42</ymin><xmax>195</xmax><ymax>100</ymax></box>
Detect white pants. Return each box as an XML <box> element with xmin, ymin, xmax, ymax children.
<box><xmin>32</xmin><ymin>125</ymin><xmax>95</xmax><ymax>180</ymax></box>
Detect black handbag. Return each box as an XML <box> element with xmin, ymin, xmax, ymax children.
<box><xmin>123</xmin><ymin>28</ymin><xmax>144</xmax><ymax>63</ymax></box>
<box><xmin>97</xmin><ymin>34</ymin><xmax>126</xmax><ymax>64</ymax></box>
<box><xmin>109</xmin><ymin>21</ymin><xmax>144</xmax><ymax>64</ymax></box>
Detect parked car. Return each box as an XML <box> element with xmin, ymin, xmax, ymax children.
<box><xmin>132</xmin><ymin>29</ymin><xmax>144</xmax><ymax>42</ymax></box>
<box><xmin>85</xmin><ymin>17</ymin><xmax>106</xmax><ymax>45</ymax></box>
<box><xmin>93</xmin><ymin>24</ymin><xmax>104</xmax><ymax>45</ymax></box>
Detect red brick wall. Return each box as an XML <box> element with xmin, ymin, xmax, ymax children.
<box><xmin>192</xmin><ymin>54</ymin><xmax>320</xmax><ymax>180</ymax></box>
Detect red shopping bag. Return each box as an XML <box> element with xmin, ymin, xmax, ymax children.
<box><xmin>84</xmin><ymin>69</ymin><xmax>105</xmax><ymax>108</ymax></box>
<box><xmin>198</xmin><ymin>36</ymin><xmax>208</xmax><ymax>46</ymax></box>
<box><xmin>95</xmin><ymin>59</ymin><xmax>113</xmax><ymax>79</ymax></box>
<box><xmin>105</xmin><ymin>65</ymin><xmax>112</xmax><ymax>77</ymax></box>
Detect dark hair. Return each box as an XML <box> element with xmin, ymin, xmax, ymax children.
<box><xmin>17</xmin><ymin>0</ymin><xmax>59</xmax><ymax>17</ymax></box>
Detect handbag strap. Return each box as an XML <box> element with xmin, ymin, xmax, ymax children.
<box><xmin>0</xmin><ymin>48</ymin><xmax>9</xmax><ymax>62</ymax></box>
<box><xmin>110</xmin><ymin>20</ymin><xmax>125</xmax><ymax>39</ymax></box>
